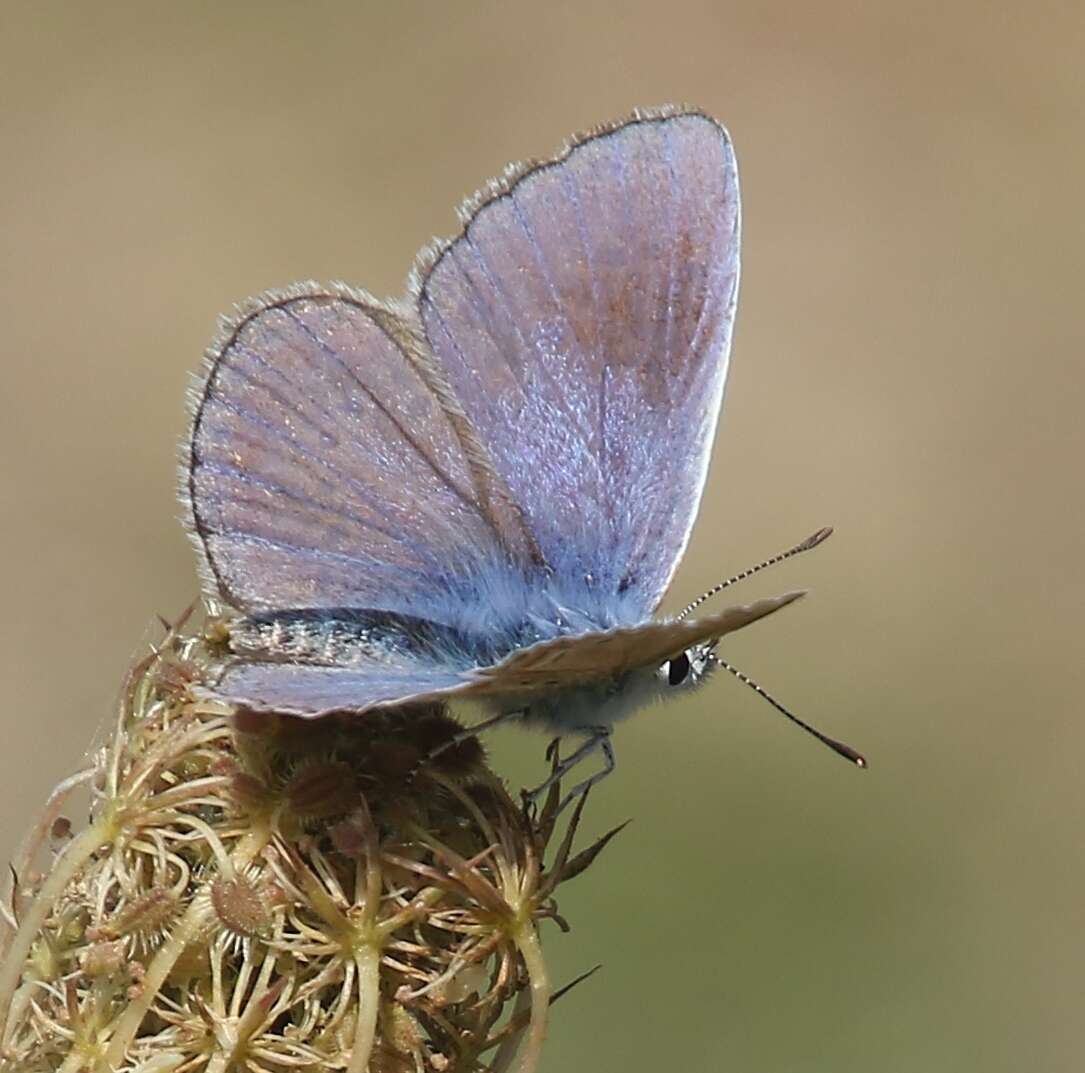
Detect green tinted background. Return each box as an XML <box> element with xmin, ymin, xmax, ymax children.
<box><xmin>2</xmin><ymin>3</ymin><xmax>1083</xmax><ymax>1070</ymax></box>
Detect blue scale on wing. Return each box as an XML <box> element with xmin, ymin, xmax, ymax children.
<box><xmin>184</xmin><ymin>109</ymin><xmax>745</xmax><ymax>721</ymax></box>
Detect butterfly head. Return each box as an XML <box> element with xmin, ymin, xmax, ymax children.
<box><xmin>656</xmin><ymin>641</ymin><xmax>719</xmax><ymax>692</ymax></box>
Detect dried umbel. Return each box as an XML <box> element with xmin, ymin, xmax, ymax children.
<box><xmin>0</xmin><ymin>617</ymin><xmax>620</xmax><ymax>1072</ymax></box>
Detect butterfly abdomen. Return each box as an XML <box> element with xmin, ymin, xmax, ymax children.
<box><xmin>227</xmin><ymin>609</ymin><xmax>478</xmax><ymax>669</ymax></box>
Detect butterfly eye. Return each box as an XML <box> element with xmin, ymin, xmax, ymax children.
<box><xmin>666</xmin><ymin>652</ymin><xmax>692</xmax><ymax>686</ymax></box>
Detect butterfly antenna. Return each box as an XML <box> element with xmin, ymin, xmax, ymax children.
<box><xmin>711</xmin><ymin>654</ymin><xmax>866</xmax><ymax>767</ymax></box>
<box><xmin>677</xmin><ymin>527</ymin><xmax>834</xmax><ymax>620</ymax></box>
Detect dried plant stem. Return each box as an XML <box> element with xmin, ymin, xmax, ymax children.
<box><xmin>348</xmin><ymin>943</ymin><xmax>381</xmax><ymax>1073</ymax></box>
<box><xmin>103</xmin><ymin>891</ymin><xmax>214</xmax><ymax>1066</ymax></box>
<box><xmin>56</xmin><ymin>1049</ymin><xmax>89</xmax><ymax>1073</ymax></box>
<box><xmin>0</xmin><ymin>766</ymin><xmax>95</xmax><ymax>952</ymax></box>
<box><xmin>511</xmin><ymin>920</ymin><xmax>551</xmax><ymax>1073</ymax></box>
<box><xmin>0</xmin><ymin>819</ymin><xmax>111</xmax><ymax>1046</ymax></box>
<box><xmin>490</xmin><ymin>986</ymin><xmax>533</xmax><ymax>1073</ymax></box>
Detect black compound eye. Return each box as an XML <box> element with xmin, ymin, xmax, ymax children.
<box><xmin>667</xmin><ymin>651</ymin><xmax>692</xmax><ymax>686</ymax></box>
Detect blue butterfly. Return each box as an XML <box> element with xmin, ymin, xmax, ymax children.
<box><xmin>183</xmin><ymin>106</ymin><xmax>862</xmax><ymax>804</ymax></box>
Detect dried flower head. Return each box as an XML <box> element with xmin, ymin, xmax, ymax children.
<box><xmin>0</xmin><ymin>615</ymin><xmax>621</xmax><ymax>1072</ymax></box>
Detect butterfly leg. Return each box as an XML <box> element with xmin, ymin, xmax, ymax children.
<box><xmin>555</xmin><ymin>729</ymin><xmax>615</xmax><ymax>814</ymax></box>
<box><xmin>411</xmin><ymin>709</ymin><xmax>520</xmax><ymax>779</ymax></box>
<box><xmin>525</xmin><ymin>726</ymin><xmax>613</xmax><ymax>812</ymax></box>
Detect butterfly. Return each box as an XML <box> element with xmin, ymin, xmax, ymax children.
<box><xmin>182</xmin><ymin>105</ymin><xmax>863</xmax><ymax>804</ymax></box>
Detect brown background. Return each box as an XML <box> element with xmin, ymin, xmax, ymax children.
<box><xmin>3</xmin><ymin>3</ymin><xmax>1084</xmax><ymax>1070</ymax></box>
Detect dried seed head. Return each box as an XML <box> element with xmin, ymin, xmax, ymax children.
<box><xmin>154</xmin><ymin>653</ymin><xmax>201</xmax><ymax>695</ymax></box>
<box><xmin>328</xmin><ymin>812</ymin><xmax>371</xmax><ymax>859</ymax></box>
<box><xmin>227</xmin><ymin>769</ymin><xmax>275</xmax><ymax>814</ymax></box>
<box><xmin>380</xmin><ymin>999</ymin><xmax>425</xmax><ymax>1055</ymax></box>
<box><xmin>404</xmin><ymin>707</ymin><xmax>487</xmax><ymax>780</ymax></box>
<box><xmin>433</xmin><ymin>962</ymin><xmax>490</xmax><ymax>1006</ymax></box>
<box><xmin>49</xmin><ymin>817</ymin><xmax>72</xmax><ymax>842</ymax></box>
<box><xmin>100</xmin><ymin>886</ymin><xmax>180</xmax><ymax>947</ymax></box>
<box><xmin>81</xmin><ymin>940</ymin><xmax>128</xmax><ymax>978</ymax></box>
<box><xmin>210</xmin><ymin>872</ymin><xmax>272</xmax><ymax>939</ymax></box>
<box><xmin>0</xmin><ymin>616</ymin><xmax>619</xmax><ymax>1073</ymax></box>
<box><xmin>285</xmin><ymin>758</ymin><xmax>358</xmax><ymax>819</ymax></box>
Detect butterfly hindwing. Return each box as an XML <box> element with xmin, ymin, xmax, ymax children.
<box><xmin>204</xmin><ymin>660</ymin><xmax>478</xmax><ymax>718</ymax></box>
<box><xmin>185</xmin><ymin>285</ymin><xmax>535</xmax><ymax>622</ymax></box>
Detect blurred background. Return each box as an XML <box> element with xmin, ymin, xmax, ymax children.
<box><xmin>2</xmin><ymin>3</ymin><xmax>1083</xmax><ymax>1070</ymax></box>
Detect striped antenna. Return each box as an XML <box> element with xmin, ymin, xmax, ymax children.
<box><xmin>712</xmin><ymin>655</ymin><xmax>866</xmax><ymax>767</ymax></box>
<box><xmin>676</xmin><ymin>526</ymin><xmax>833</xmax><ymax>620</ymax></box>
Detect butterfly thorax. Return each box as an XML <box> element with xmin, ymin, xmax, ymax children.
<box><xmin>514</xmin><ymin>667</ymin><xmax>659</xmax><ymax>732</ymax></box>
<box><xmin>515</xmin><ymin>638</ymin><xmax>718</xmax><ymax>730</ymax></box>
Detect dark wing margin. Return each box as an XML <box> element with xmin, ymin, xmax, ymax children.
<box><xmin>411</xmin><ymin>106</ymin><xmax>741</xmax><ymax>617</ymax></box>
<box><xmin>182</xmin><ymin>282</ymin><xmax>540</xmax><ymax>620</ymax></box>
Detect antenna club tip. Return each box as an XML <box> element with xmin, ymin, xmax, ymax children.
<box><xmin>804</xmin><ymin>526</ymin><xmax>834</xmax><ymax>549</ymax></box>
<box><xmin>827</xmin><ymin>738</ymin><xmax>867</xmax><ymax>768</ymax></box>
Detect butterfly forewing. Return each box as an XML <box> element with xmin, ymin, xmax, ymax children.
<box><xmin>415</xmin><ymin>109</ymin><xmax>740</xmax><ymax>616</ymax></box>
<box><xmin>468</xmin><ymin>592</ymin><xmax>803</xmax><ymax>689</ymax></box>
